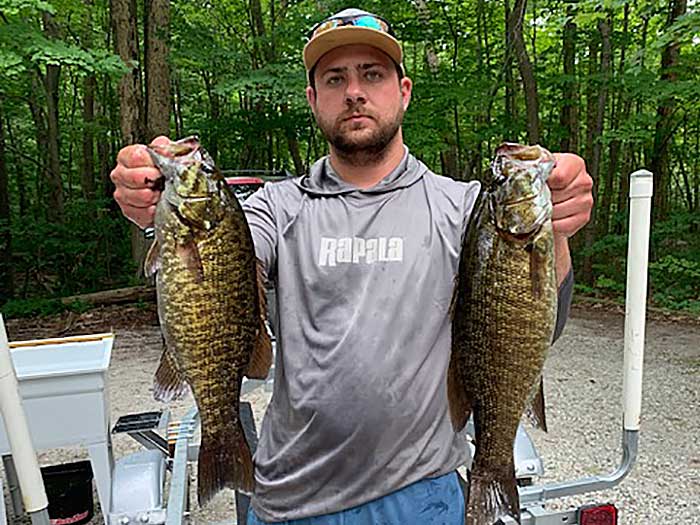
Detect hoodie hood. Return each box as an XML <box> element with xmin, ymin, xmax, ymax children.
<box><xmin>294</xmin><ymin>147</ymin><xmax>429</xmax><ymax>197</ymax></box>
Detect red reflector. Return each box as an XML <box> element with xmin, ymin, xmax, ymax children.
<box><xmin>579</xmin><ymin>503</ymin><xmax>618</xmax><ymax>525</ymax></box>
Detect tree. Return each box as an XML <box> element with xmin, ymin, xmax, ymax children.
<box><xmin>507</xmin><ymin>0</ymin><xmax>540</xmax><ymax>143</ymax></box>
<box><xmin>144</xmin><ymin>0</ymin><xmax>171</xmax><ymax>140</ymax></box>
<box><xmin>649</xmin><ymin>0</ymin><xmax>688</xmax><ymax>222</ymax></box>
<box><xmin>0</xmin><ymin>105</ymin><xmax>12</xmax><ymax>304</ymax></box>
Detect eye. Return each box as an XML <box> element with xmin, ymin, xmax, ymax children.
<box><xmin>326</xmin><ymin>75</ymin><xmax>342</xmax><ymax>86</ymax></box>
<box><xmin>365</xmin><ymin>70</ymin><xmax>383</xmax><ymax>82</ymax></box>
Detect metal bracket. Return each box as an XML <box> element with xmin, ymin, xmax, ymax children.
<box><xmin>520</xmin><ymin>429</ymin><xmax>638</xmax><ymax>504</ymax></box>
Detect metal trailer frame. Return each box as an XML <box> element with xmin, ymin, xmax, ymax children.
<box><xmin>156</xmin><ymin>169</ymin><xmax>654</xmax><ymax>524</ymax></box>
<box><xmin>1</xmin><ymin>169</ymin><xmax>653</xmax><ymax>525</ymax></box>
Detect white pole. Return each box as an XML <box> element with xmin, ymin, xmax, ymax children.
<box><xmin>0</xmin><ymin>314</ymin><xmax>49</xmax><ymax>514</ymax></box>
<box><xmin>622</xmin><ymin>170</ymin><xmax>653</xmax><ymax>431</ymax></box>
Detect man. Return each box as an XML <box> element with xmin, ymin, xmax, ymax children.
<box><xmin>111</xmin><ymin>8</ymin><xmax>593</xmax><ymax>525</ymax></box>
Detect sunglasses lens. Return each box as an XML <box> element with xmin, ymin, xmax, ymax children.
<box><xmin>310</xmin><ymin>14</ymin><xmax>392</xmax><ymax>39</ymax></box>
<box><xmin>354</xmin><ymin>15</ymin><xmax>383</xmax><ymax>31</ymax></box>
<box><xmin>313</xmin><ymin>20</ymin><xmax>338</xmax><ymax>36</ymax></box>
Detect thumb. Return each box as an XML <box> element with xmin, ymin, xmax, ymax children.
<box><xmin>149</xmin><ymin>135</ymin><xmax>175</xmax><ymax>158</ymax></box>
<box><xmin>150</xmin><ymin>135</ymin><xmax>172</xmax><ymax>148</ymax></box>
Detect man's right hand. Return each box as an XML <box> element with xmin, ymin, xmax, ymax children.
<box><xmin>111</xmin><ymin>135</ymin><xmax>172</xmax><ymax>229</ymax></box>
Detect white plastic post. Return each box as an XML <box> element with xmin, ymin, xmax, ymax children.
<box><xmin>0</xmin><ymin>315</ymin><xmax>49</xmax><ymax>513</ymax></box>
<box><xmin>622</xmin><ymin>170</ymin><xmax>653</xmax><ymax>431</ymax></box>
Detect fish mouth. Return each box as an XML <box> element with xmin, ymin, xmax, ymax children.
<box><xmin>502</xmin><ymin>194</ymin><xmax>540</xmax><ymax>207</ymax></box>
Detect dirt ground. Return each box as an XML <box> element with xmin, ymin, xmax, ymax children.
<box><xmin>2</xmin><ymin>301</ymin><xmax>699</xmax><ymax>524</ymax></box>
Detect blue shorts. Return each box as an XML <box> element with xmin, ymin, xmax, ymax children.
<box><xmin>247</xmin><ymin>471</ymin><xmax>465</xmax><ymax>525</ymax></box>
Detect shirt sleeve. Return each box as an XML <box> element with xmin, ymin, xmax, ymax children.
<box><xmin>242</xmin><ymin>187</ymin><xmax>277</xmax><ymax>276</ymax></box>
<box><xmin>552</xmin><ymin>266</ymin><xmax>574</xmax><ymax>343</ymax></box>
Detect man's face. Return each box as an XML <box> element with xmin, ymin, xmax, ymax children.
<box><xmin>306</xmin><ymin>44</ymin><xmax>412</xmax><ymax>162</ymax></box>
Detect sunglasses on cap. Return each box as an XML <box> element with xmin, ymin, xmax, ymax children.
<box><xmin>307</xmin><ymin>13</ymin><xmax>395</xmax><ymax>40</ymax></box>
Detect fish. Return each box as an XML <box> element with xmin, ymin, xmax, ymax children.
<box><xmin>447</xmin><ymin>143</ymin><xmax>558</xmax><ymax>525</ymax></box>
<box><xmin>144</xmin><ymin>136</ymin><xmax>272</xmax><ymax>505</ymax></box>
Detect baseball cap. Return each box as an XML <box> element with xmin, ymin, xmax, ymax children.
<box><xmin>303</xmin><ymin>8</ymin><xmax>403</xmax><ymax>73</ymax></box>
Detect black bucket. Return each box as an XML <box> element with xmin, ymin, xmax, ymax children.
<box><xmin>41</xmin><ymin>460</ymin><xmax>94</xmax><ymax>525</ymax></box>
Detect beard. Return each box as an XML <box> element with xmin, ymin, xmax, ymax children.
<box><xmin>315</xmin><ymin>102</ymin><xmax>404</xmax><ymax>166</ymax></box>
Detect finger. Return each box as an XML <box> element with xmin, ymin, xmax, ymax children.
<box><xmin>551</xmin><ymin>198</ymin><xmax>586</xmax><ymax>222</ymax></box>
<box><xmin>120</xmin><ymin>204</ymin><xmax>157</xmax><ymax>230</ymax></box>
<box><xmin>150</xmin><ymin>135</ymin><xmax>172</xmax><ymax>148</ymax></box>
<box><xmin>149</xmin><ymin>135</ymin><xmax>175</xmax><ymax>157</ymax></box>
<box><xmin>549</xmin><ymin>153</ymin><xmax>587</xmax><ymax>190</ymax></box>
<box><xmin>114</xmin><ymin>186</ymin><xmax>162</xmax><ymax>209</ymax></box>
<box><xmin>117</xmin><ymin>144</ymin><xmax>156</xmax><ymax>170</ymax></box>
<box><xmin>111</xmin><ymin>166</ymin><xmax>163</xmax><ymax>189</ymax></box>
<box><xmin>550</xmin><ymin>175</ymin><xmax>593</xmax><ymax>205</ymax></box>
<box><xmin>552</xmin><ymin>215</ymin><xmax>588</xmax><ymax>238</ymax></box>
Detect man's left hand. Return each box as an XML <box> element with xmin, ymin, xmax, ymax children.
<box><xmin>548</xmin><ymin>153</ymin><xmax>593</xmax><ymax>239</ymax></box>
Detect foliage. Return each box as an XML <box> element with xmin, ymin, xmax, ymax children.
<box><xmin>0</xmin><ymin>297</ymin><xmax>91</xmax><ymax>318</ymax></box>
<box><xmin>0</xmin><ymin>0</ymin><xmax>698</xmax><ymax>315</ymax></box>
<box><xmin>10</xmin><ymin>199</ymin><xmax>136</xmax><ymax>299</ymax></box>
<box><xmin>572</xmin><ymin>212</ymin><xmax>700</xmax><ymax>311</ymax></box>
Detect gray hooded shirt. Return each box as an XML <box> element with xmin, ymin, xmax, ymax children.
<box><xmin>242</xmin><ymin>149</ymin><xmax>481</xmax><ymax>521</ymax></box>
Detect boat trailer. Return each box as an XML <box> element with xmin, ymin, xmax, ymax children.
<box><xmin>0</xmin><ymin>170</ymin><xmax>653</xmax><ymax>525</ymax></box>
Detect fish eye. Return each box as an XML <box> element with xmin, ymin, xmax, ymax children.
<box><xmin>490</xmin><ymin>173</ymin><xmax>508</xmax><ymax>192</ymax></box>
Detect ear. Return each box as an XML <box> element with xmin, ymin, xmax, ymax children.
<box><xmin>400</xmin><ymin>76</ymin><xmax>413</xmax><ymax>111</ymax></box>
<box><xmin>306</xmin><ymin>86</ymin><xmax>317</xmax><ymax>114</ymax></box>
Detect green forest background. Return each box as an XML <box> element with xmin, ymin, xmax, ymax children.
<box><xmin>0</xmin><ymin>0</ymin><xmax>698</xmax><ymax>317</ymax></box>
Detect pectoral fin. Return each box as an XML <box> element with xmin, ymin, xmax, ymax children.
<box><xmin>177</xmin><ymin>238</ymin><xmax>204</xmax><ymax>283</ymax></box>
<box><xmin>144</xmin><ymin>239</ymin><xmax>161</xmax><ymax>277</ymax></box>
<box><xmin>153</xmin><ymin>339</ymin><xmax>188</xmax><ymax>402</ymax></box>
<box><xmin>525</xmin><ymin>376</ymin><xmax>548</xmax><ymax>432</ymax></box>
<box><xmin>245</xmin><ymin>260</ymin><xmax>273</xmax><ymax>380</ymax></box>
<box><xmin>446</xmin><ymin>352</ymin><xmax>472</xmax><ymax>433</ymax></box>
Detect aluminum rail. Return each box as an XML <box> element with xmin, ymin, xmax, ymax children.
<box><xmin>165</xmin><ymin>408</ymin><xmax>199</xmax><ymax>525</ymax></box>
<box><xmin>0</xmin><ymin>315</ymin><xmax>51</xmax><ymax>525</ymax></box>
<box><xmin>520</xmin><ymin>168</ymin><xmax>653</xmax><ymax>505</ymax></box>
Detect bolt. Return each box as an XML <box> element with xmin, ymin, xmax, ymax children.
<box><xmin>527</xmin><ymin>464</ymin><xmax>535</xmax><ymax>472</ymax></box>
<box><xmin>119</xmin><ymin>517</ymin><xmax>130</xmax><ymax>525</ymax></box>
<box><xmin>139</xmin><ymin>513</ymin><xmax>150</xmax><ymax>523</ymax></box>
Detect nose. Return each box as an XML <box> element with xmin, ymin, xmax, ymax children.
<box><xmin>344</xmin><ymin>74</ymin><xmax>366</xmax><ymax>105</ymax></box>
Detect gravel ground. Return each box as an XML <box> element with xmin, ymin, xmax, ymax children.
<box><xmin>2</xmin><ymin>304</ymin><xmax>699</xmax><ymax>524</ymax></box>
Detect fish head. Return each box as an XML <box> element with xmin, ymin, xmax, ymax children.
<box><xmin>148</xmin><ymin>137</ymin><xmax>227</xmax><ymax>230</ymax></box>
<box><xmin>489</xmin><ymin>143</ymin><xmax>555</xmax><ymax>239</ymax></box>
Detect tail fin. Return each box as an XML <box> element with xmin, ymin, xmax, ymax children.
<box><xmin>466</xmin><ymin>462</ymin><xmax>520</xmax><ymax>525</ymax></box>
<box><xmin>196</xmin><ymin>422</ymin><xmax>255</xmax><ymax>506</ymax></box>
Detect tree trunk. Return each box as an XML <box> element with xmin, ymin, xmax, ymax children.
<box><xmin>4</xmin><ymin>118</ymin><xmax>28</xmax><ymax>217</ymax></box>
<box><xmin>504</xmin><ymin>0</ymin><xmax>516</xmax><ymax>125</ymax></box>
<box><xmin>81</xmin><ymin>0</ymin><xmax>96</xmax><ymax>199</ymax></box>
<box><xmin>559</xmin><ymin>6</ymin><xmax>578</xmax><ymax>152</ymax></box>
<box><xmin>203</xmin><ymin>72</ymin><xmax>220</xmax><ymax>159</ymax></box>
<box><xmin>112</xmin><ymin>0</ymin><xmax>147</xmax><ymax>269</ymax></box>
<box><xmin>678</xmin><ymin>120</ymin><xmax>693</xmax><ymax>211</ymax></box>
<box><xmin>598</xmin><ymin>12</ymin><xmax>617</xmax><ymax>236</ymax></box>
<box><xmin>42</xmin><ymin>12</ymin><xmax>64</xmax><ymax>223</ymax></box>
<box><xmin>650</xmin><ymin>0</ymin><xmax>688</xmax><ymax>222</ymax></box>
<box><xmin>81</xmin><ymin>74</ymin><xmax>97</xmax><ymax>199</ymax></box>
<box><xmin>112</xmin><ymin>0</ymin><xmax>145</xmax><ymax>146</ymax></box>
<box><xmin>415</xmin><ymin>0</ymin><xmax>439</xmax><ymax>73</ymax></box>
<box><xmin>144</xmin><ymin>0</ymin><xmax>171</xmax><ymax>141</ymax></box>
<box><xmin>172</xmin><ymin>72</ymin><xmax>183</xmax><ymax>137</ymax></box>
<box><xmin>0</xmin><ymin>107</ymin><xmax>12</xmax><ymax>304</ymax></box>
<box><xmin>27</xmin><ymin>79</ymin><xmax>48</xmax><ymax>219</ymax></box>
<box><xmin>508</xmin><ymin>0</ymin><xmax>540</xmax><ymax>143</ymax></box>
<box><xmin>281</xmin><ymin>103</ymin><xmax>303</xmax><ymax>175</ymax></box>
<box><xmin>581</xmin><ymin>20</ymin><xmax>611</xmax><ymax>285</ymax></box>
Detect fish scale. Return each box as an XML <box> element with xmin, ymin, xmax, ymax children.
<box><xmin>448</xmin><ymin>143</ymin><xmax>557</xmax><ymax>525</ymax></box>
<box><xmin>145</xmin><ymin>137</ymin><xmax>272</xmax><ymax>506</ymax></box>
